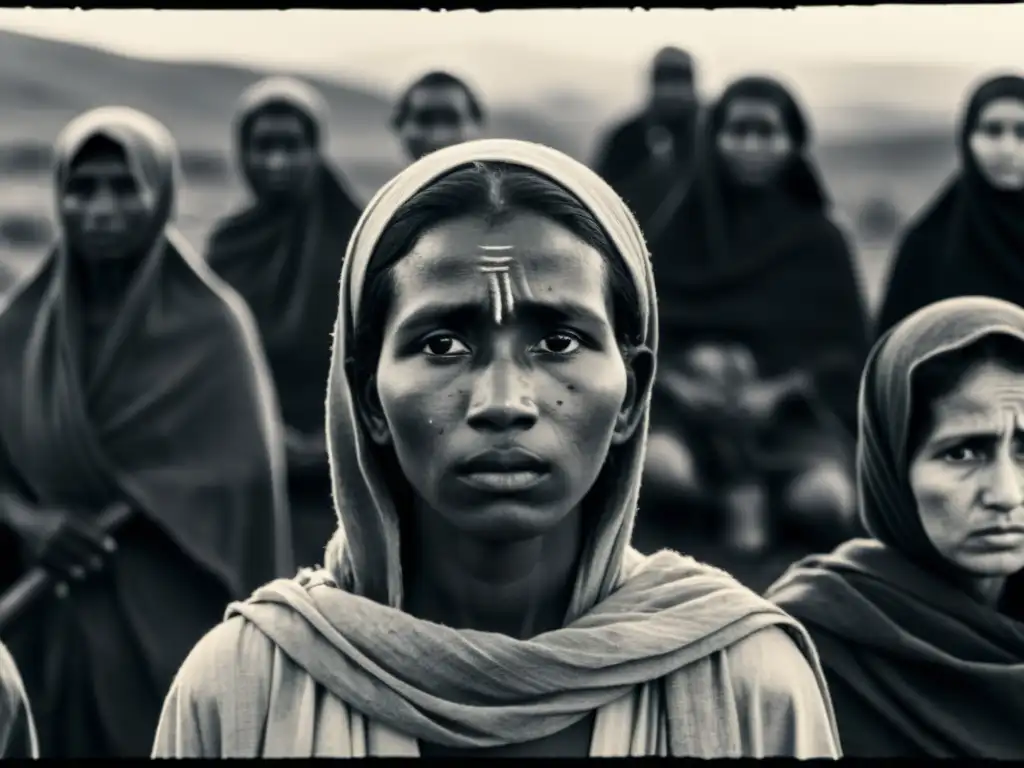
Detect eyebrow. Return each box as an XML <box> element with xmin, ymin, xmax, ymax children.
<box><xmin>395</xmin><ymin>297</ymin><xmax>607</xmax><ymax>333</ymax></box>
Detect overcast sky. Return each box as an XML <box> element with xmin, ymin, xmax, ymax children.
<box><xmin>0</xmin><ymin>6</ymin><xmax>1021</xmax><ymax>79</ymax></box>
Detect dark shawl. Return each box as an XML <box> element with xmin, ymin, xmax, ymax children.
<box><xmin>767</xmin><ymin>296</ymin><xmax>1024</xmax><ymax>758</ymax></box>
<box><xmin>0</xmin><ymin>108</ymin><xmax>292</xmax><ymax>754</ymax></box>
<box><xmin>877</xmin><ymin>75</ymin><xmax>1024</xmax><ymax>338</ymax></box>
<box><xmin>0</xmin><ymin>639</ymin><xmax>36</xmax><ymax>758</ymax></box>
<box><xmin>206</xmin><ymin>77</ymin><xmax>363</xmax><ymax>437</ymax></box>
<box><xmin>652</xmin><ymin>76</ymin><xmax>870</xmax><ymax>436</ymax></box>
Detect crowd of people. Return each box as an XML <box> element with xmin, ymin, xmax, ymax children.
<box><xmin>0</xmin><ymin>41</ymin><xmax>1021</xmax><ymax>759</ymax></box>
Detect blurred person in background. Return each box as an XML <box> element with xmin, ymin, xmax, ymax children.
<box><xmin>0</xmin><ymin>639</ymin><xmax>37</xmax><ymax>758</ymax></box>
<box><xmin>877</xmin><ymin>75</ymin><xmax>1024</xmax><ymax>338</ymax></box>
<box><xmin>592</xmin><ymin>46</ymin><xmax>701</xmax><ymax>245</ymax></box>
<box><xmin>637</xmin><ymin>77</ymin><xmax>869</xmax><ymax>592</ymax></box>
<box><xmin>153</xmin><ymin>139</ymin><xmax>839</xmax><ymax>759</ymax></box>
<box><xmin>0</xmin><ymin>107</ymin><xmax>292</xmax><ymax>757</ymax></box>
<box><xmin>392</xmin><ymin>70</ymin><xmax>486</xmax><ymax>163</ymax></box>
<box><xmin>206</xmin><ymin>77</ymin><xmax>363</xmax><ymax>571</ymax></box>
<box><xmin>768</xmin><ymin>297</ymin><xmax>1024</xmax><ymax>758</ymax></box>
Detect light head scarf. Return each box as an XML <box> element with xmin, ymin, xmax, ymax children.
<box><xmin>323</xmin><ymin>138</ymin><xmax>657</xmax><ymax>614</ymax></box>
<box><xmin>767</xmin><ymin>295</ymin><xmax>1024</xmax><ymax>758</ymax></box>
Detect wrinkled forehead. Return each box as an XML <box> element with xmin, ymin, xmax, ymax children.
<box><xmin>54</xmin><ymin>109</ymin><xmax>174</xmax><ymax>193</ymax></box>
<box><xmin>343</xmin><ymin>142</ymin><xmax>653</xmax><ymax>342</ymax></box>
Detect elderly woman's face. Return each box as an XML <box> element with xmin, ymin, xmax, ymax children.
<box><xmin>908</xmin><ymin>360</ymin><xmax>1024</xmax><ymax>579</ymax></box>
<box><xmin>968</xmin><ymin>97</ymin><xmax>1024</xmax><ymax>192</ymax></box>
<box><xmin>364</xmin><ymin>211</ymin><xmax>644</xmax><ymax>542</ymax></box>
<box><xmin>716</xmin><ymin>97</ymin><xmax>793</xmax><ymax>189</ymax></box>
<box><xmin>61</xmin><ymin>140</ymin><xmax>157</xmax><ymax>262</ymax></box>
<box><xmin>243</xmin><ymin>110</ymin><xmax>318</xmax><ymax>199</ymax></box>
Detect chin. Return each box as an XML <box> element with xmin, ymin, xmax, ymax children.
<box><xmin>441</xmin><ymin>500</ymin><xmax>574</xmax><ymax>544</ymax></box>
<box><xmin>953</xmin><ymin>548</ymin><xmax>1024</xmax><ymax>579</ymax></box>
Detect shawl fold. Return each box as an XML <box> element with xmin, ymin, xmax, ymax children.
<box><xmin>153</xmin><ymin>138</ymin><xmax>840</xmax><ymax>757</ymax></box>
<box><xmin>207</xmin><ymin>77</ymin><xmax>363</xmax><ymax>437</ymax></box>
<box><xmin>767</xmin><ymin>296</ymin><xmax>1024</xmax><ymax>758</ymax></box>
<box><xmin>877</xmin><ymin>74</ymin><xmax>1024</xmax><ymax>338</ymax></box>
<box><xmin>768</xmin><ymin>539</ymin><xmax>1024</xmax><ymax>758</ymax></box>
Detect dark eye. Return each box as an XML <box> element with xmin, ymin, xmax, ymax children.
<box><xmin>421</xmin><ymin>335</ymin><xmax>470</xmax><ymax>357</ymax></box>
<box><xmin>110</xmin><ymin>177</ymin><xmax>139</xmax><ymax>196</ymax></box>
<box><xmin>941</xmin><ymin>445</ymin><xmax>984</xmax><ymax>464</ymax></box>
<box><xmin>534</xmin><ymin>333</ymin><xmax>581</xmax><ymax>356</ymax></box>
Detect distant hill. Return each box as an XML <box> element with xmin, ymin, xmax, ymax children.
<box><xmin>0</xmin><ymin>29</ymin><xmax>583</xmax><ymax>201</ymax></box>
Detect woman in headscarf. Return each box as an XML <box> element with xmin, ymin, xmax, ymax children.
<box><xmin>0</xmin><ymin>639</ymin><xmax>37</xmax><ymax>758</ymax></box>
<box><xmin>0</xmin><ymin>107</ymin><xmax>292</xmax><ymax>757</ymax></box>
<box><xmin>640</xmin><ymin>76</ymin><xmax>870</xmax><ymax>590</ymax></box>
<box><xmin>767</xmin><ymin>296</ymin><xmax>1024</xmax><ymax>758</ymax></box>
<box><xmin>877</xmin><ymin>75</ymin><xmax>1024</xmax><ymax>338</ymax></box>
<box><xmin>206</xmin><ymin>77</ymin><xmax>363</xmax><ymax>570</ymax></box>
<box><xmin>152</xmin><ymin>139</ymin><xmax>841</xmax><ymax>758</ymax></box>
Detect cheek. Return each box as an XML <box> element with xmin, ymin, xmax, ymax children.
<box><xmin>375</xmin><ymin>361</ymin><xmax>462</xmax><ymax>460</ymax></box>
<box><xmin>909</xmin><ymin>462</ymin><xmax>972</xmax><ymax>551</ymax></box>
<box><xmin>545</xmin><ymin>356</ymin><xmax>629</xmax><ymax>457</ymax></box>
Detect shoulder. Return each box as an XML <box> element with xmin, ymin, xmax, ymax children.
<box><xmin>724</xmin><ymin>625</ymin><xmax>830</xmax><ymax>711</ymax></box>
<box><xmin>170</xmin><ymin>615</ymin><xmax>274</xmax><ymax>710</ymax></box>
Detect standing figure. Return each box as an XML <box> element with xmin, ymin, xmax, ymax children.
<box><xmin>592</xmin><ymin>46</ymin><xmax>701</xmax><ymax>243</ymax></box>
<box><xmin>154</xmin><ymin>139</ymin><xmax>840</xmax><ymax>759</ymax></box>
<box><xmin>392</xmin><ymin>71</ymin><xmax>486</xmax><ymax>163</ymax></box>
<box><xmin>641</xmin><ymin>76</ymin><xmax>869</xmax><ymax>590</ymax></box>
<box><xmin>206</xmin><ymin>77</ymin><xmax>362</xmax><ymax>569</ymax></box>
<box><xmin>769</xmin><ymin>297</ymin><xmax>1024</xmax><ymax>758</ymax></box>
<box><xmin>0</xmin><ymin>107</ymin><xmax>291</xmax><ymax>757</ymax></box>
<box><xmin>877</xmin><ymin>75</ymin><xmax>1024</xmax><ymax>337</ymax></box>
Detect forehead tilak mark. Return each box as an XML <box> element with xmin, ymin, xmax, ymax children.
<box><xmin>477</xmin><ymin>251</ymin><xmax>516</xmax><ymax>325</ymax></box>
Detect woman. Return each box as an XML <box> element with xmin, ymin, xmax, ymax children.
<box><xmin>0</xmin><ymin>639</ymin><xmax>37</xmax><ymax>758</ymax></box>
<box><xmin>0</xmin><ymin>107</ymin><xmax>292</xmax><ymax>757</ymax></box>
<box><xmin>152</xmin><ymin>139</ymin><xmax>841</xmax><ymax>758</ymax></box>
<box><xmin>640</xmin><ymin>76</ymin><xmax>869</xmax><ymax>589</ymax></box>
<box><xmin>877</xmin><ymin>75</ymin><xmax>1024</xmax><ymax>338</ymax></box>
<box><xmin>767</xmin><ymin>296</ymin><xmax>1024</xmax><ymax>758</ymax></box>
<box><xmin>206</xmin><ymin>77</ymin><xmax>362</xmax><ymax>570</ymax></box>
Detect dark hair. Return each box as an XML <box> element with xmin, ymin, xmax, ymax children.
<box><xmin>907</xmin><ymin>333</ymin><xmax>1024</xmax><ymax>459</ymax></box>
<box><xmin>239</xmin><ymin>101</ymin><xmax>320</xmax><ymax>149</ymax></box>
<box><xmin>348</xmin><ymin>161</ymin><xmax>643</xmax><ymax>388</ymax></box>
<box><xmin>390</xmin><ymin>71</ymin><xmax>485</xmax><ymax>130</ymax></box>
<box><xmin>70</xmin><ymin>134</ymin><xmax>125</xmax><ymax>169</ymax></box>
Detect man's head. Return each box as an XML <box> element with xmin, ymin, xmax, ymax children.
<box><xmin>648</xmin><ymin>47</ymin><xmax>699</xmax><ymax>123</ymax></box>
<box><xmin>392</xmin><ymin>71</ymin><xmax>486</xmax><ymax>162</ymax></box>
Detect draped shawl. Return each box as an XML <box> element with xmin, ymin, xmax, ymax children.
<box><xmin>767</xmin><ymin>296</ymin><xmax>1024</xmax><ymax>758</ymax></box>
<box><xmin>877</xmin><ymin>75</ymin><xmax>1024</xmax><ymax>338</ymax></box>
<box><xmin>0</xmin><ymin>106</ymin><xmax>292</xmax><ymax>603</ymax></box>
<box><xmin>652</xmin><ymin>76</ymin><xmax>869</xmax><ymax>433</ymax></box>
<box><xmin>153</xmin><ymin>139</ymin><xmax>840</xmax><ymax>758</ymax></box>
<box><xmin>206</xmin><ymin>77</ymin><xmax>363</xmax><ymax>435</ymax></box>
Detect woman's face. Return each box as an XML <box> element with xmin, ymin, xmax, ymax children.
<box><xmin>362</xmin><ymin>211</ymin><xmax>649</xmax><ymax>543</ymax></box>
<box><xmin>968</xmin><ymin>97</ymin><xmax>1024</xmax><ymax>192</ymax></box>
<box><xmin>908</xmin><ymin>360</ymin><xmax>1024</xmax><ymax>579</ymax></box>
<box><xmin>61</xmin><ymin>142</ymin><xmax>157</xmax><ymax>262</ymax></box>
<box><xmin>243</xmin><ymin>110</ymin><xmax>318</xmax><ymax>199</ymax></box>
<box><xmin>716</xmin><ymin>97</ymin><xmax>793</xmax><ymax>188</ymax></box>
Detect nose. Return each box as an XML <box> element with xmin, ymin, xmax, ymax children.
<box><xmin>82</xmin><ymin>186</ymin><xmax>118</xmax><ymax>230</ymax></box>
<box><xmin>982</xmin><ymin>454</ymin><xmax>1024</xmax><ymax>512</ymax></box>
<box><xmin>466</xmin><ymin>357</ymin><xmax>539</xmax><ymax>433</ymax></box>
<box><xmin>266</xmin><ymin>150</ymin><xmax>288</xmax><ymax>171</ymax></box>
